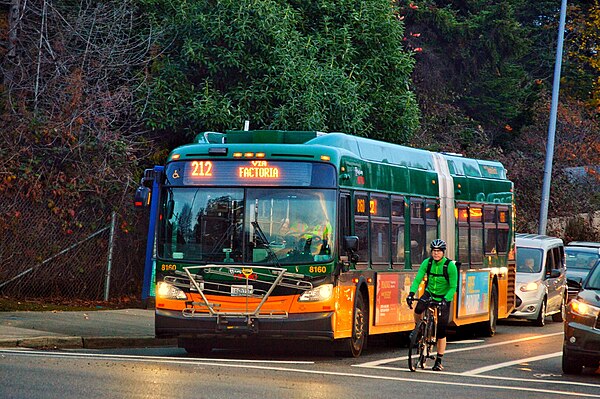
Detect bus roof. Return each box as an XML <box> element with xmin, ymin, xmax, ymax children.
<box><xmin>178</xmin><ymin>130</ymin><xmax>507</xmax><ymax>181</ymax></box>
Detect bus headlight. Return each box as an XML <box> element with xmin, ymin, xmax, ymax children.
<box><xmin>156</xmin><ymin>282</ymin><xmax>187</xmax><ymax>300</ymax></box>
<box><xmin>298</xmin><ymin>284</ymin><xmax>334</xmax><ymax>302</ymax></box>
<box><xmin>520</xmin><ymin>282</ymin><xmax>539</xmax><ymax>292</ymax></box>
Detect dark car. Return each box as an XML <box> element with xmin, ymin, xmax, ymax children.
<box><xmin>565</xmin><ymin>242</ymin><xmax>600</xmax><ymax>301</ymax></box>
<box><xmin>562</xmin><ymin>259</ymin><xmax>600</xmax><ymax>374</ymax></box>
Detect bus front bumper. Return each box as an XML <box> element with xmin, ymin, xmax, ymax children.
<box><xmin>155</xmin><ymin>308</ymin><xmax>335</xmax><ymax>341</ymax></box>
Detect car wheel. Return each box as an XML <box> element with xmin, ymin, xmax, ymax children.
<box><xmin>562</xmin><ymin>344</ymin><xmax>583</xmax><ymax>375</ymax></box>
<box><xmin>552</xmin><ymin>295</ymin><xmax>566</xmax><ymax>322</ymax></box>
<box><xmin>534</xmin><ymin>299</ymin><xmax>546</xmax><ymax>327</ymax></box>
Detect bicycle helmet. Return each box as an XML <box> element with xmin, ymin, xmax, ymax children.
<box><xmin>430</xmin><ymin>239</ymin><xmax>447</xmax><ymax>251</ymax></box>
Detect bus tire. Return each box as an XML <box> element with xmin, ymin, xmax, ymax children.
<box><xmin>479</xmin><ymin>283</ymin><xmax>498</xmax><ymax>337</ymax></box>
<box><xmin>337</xmin><ymin>291</ymin><xmax>368</xmax><ymax>357</ymax></box>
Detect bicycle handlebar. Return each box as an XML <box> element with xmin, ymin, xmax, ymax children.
<box><xmin>407</xmin><ymin>296</ymin><xmax>446</xmax><ymax>310</ymax></box>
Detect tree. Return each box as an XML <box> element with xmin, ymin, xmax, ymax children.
<box><xmin>1</xmin><ymin>0</ymin><xmax>153</xmax><ymax>230</ymax></box>
<box><xmin>564</xmin><ymin>0</ymin><xmax>600</xmax><ymax>110</ymax></box>
<box><xmin>139</xmin><ymin>0</ymin><xmax>420</xmax><ymax>143</ymax></box>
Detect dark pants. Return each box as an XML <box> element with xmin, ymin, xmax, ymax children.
<box><xmin>414</xmin><ymin>291</ymin><xmax>450</xmax><ymax>339</ymax></box>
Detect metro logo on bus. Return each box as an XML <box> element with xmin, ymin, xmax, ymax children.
<box><xmin>238</xmin><ymin>160</ymin><xmax>280</xmax><ymax>179</ymax></box>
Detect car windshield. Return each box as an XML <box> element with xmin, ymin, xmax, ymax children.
<box><xmin>157</xmin><ymin>187</ymin><xmax>336</xmax><ymax>265</ymax></box>
<box><xmin>516</xmin><ymin>247</ymin><xmax>543</xmax><ymax>273</ymax></box>
<box><xmin>565</xmin><ymin>249</ymin><xmax>599</xmax><ymax>271</ymax></box>
<box><xmin>584</xmin><ymin>264</ymin><xmax>600</xmax><ymax>290</ymax></box>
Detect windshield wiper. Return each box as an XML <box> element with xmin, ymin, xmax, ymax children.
<box><xmin>251</xmin><ymin>221</ymin><xmax>283</xmax><ymax>268</ymax></box>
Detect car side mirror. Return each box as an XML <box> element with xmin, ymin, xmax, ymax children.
<box><xmin>550</xmin><ymin>269</ymin><xmax>561</xmax><ymax>278</ymax></box>
<box><xmin>567</xmin><ymin>276</ymin><xmax>582</xmax><ymax>291</ymax></box>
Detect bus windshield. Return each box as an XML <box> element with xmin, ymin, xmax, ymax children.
<box><xmin>157</xmin><ymin>187</ymin><xmax>336</xmax><ymax>265</ymax></box>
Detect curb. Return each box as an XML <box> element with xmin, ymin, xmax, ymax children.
<box><xmin>83</xmin><ymin>336</ymin><xmax>177</xmax><ymax>349</ymax></box>
<box><xmin>0</xmin><ymin>336</ymin><xmax>176</xmax><ymax>350</ymax></box>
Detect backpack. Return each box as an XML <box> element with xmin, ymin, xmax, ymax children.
<box><xmin>425</xmin><ymin>257</ymin><xmax>461</xmax><ymax>286</ymax></box>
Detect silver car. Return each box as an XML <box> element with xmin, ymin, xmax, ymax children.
<box><xmin>512</xmin><ymin>234</ymin><xmax>567</xmax><ymax>326</ymax></box>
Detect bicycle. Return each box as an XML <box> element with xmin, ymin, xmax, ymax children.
<box><xmin>407</xmin><ymin>297</ymin><xmax>444</xmax><ymax>372</ymax></box>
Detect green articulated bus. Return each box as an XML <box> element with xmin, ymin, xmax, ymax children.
<box><xmin>136</xmin><ymin>130</ymin><xmax>516</xmax><ymax>357</ymax></box>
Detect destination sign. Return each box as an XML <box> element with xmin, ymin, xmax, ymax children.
<box><xmin>165</xmin><ymin>160</ymin><xmax>336</xmax><ymax>187</ymax></box>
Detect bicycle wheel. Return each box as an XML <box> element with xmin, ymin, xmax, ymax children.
<box><xmin>424</xmin><ymin>316</ymin><xmax>436</xmax><ymax>366</ymax></box>
<box><xmin>408</xmin><ymin>321</ymin><xmax>426</xmax><ymax>372</ymax></box>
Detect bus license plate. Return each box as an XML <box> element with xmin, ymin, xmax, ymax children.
<box><xmin>231</xmin><ymin>285</ymin><xmax>253</xmax><ymax>296</ymax></box>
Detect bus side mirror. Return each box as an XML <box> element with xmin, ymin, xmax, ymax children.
<box><xmin>141</xmin><ymin>168</ymin><xmax>156</xmax><ymax>188</ymax></box>
<box><xmin>344</xmin><ymin>235</ymin><xmax>360</xmax><ymax>263</ymax></box>
<box><xmin>344</xmin><ymin>235</ymin><xmax>359</xmax><ymax>252</ymax></box>
<box><xmin>134</xmin><ymin>186</ymin><xmax>151</xmax><ymax>208</ymax></box>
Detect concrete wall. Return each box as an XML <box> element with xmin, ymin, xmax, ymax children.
<box><xmin>547</xmin><ymin>211</ymin><xmax>600</xmax><ymax>240</ymax></box>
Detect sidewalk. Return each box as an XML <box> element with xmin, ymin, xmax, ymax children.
<box><xmin>0</xmin><ymin>308</ymin><xmax>176</xmax><ymax>349</ymax></box>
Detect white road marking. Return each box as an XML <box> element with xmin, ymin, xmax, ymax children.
<box><xmin>352</xmin><ymin>363</ymin><xmax>600</xmax><ymax>389</ymax></box>
<box><xmin>1</xmin><ymin>349</ymin><xmax>598</xmax><ymax>398</ymax></box>
<box><xmin>355</xmin><ymin>332</ymin><xmax>563</xmax><ymax>368</ymax></box>
<box><xmin>448</xmin><ymin>339</ymin><xmax>484</xmax><ymax>344</ymax></box>
<box><xmin>462</xmin><ymin>352</ymin><xmax>563</xmax><ymax>375</ymax></box>
<box><xmin>0</xmin><ymin>348</ymin><xmax>313</xmax><ymax>364</ymax></box>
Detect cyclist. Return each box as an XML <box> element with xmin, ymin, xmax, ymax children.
<box><xmin>406</xmin><ymin>239</ymin><xmax>458</xmax><ymax>371</ymax></box>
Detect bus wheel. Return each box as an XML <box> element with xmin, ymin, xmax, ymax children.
<box><xmin>337</xmin><ymin>292</ymin><xmax>368</xmax><ymax>357</ymax></box>
<box><xmin>480</xmin><ymin>283</ymin><xmax>498</xmax><ymax>337</ymax></box>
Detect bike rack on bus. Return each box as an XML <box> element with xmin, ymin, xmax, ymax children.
<box><xmin>173</xmin><ymin>265</ymin><xmax>313</xmax><ymax>332</ymax></box>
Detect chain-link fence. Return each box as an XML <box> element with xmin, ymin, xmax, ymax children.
<box><xmin>0</xmin><ymin>196</ymin><xmax>148</xmax><ymax>302</ymax></box>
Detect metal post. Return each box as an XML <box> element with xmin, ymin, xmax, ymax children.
<box><xmin>539</xmin><ymin>0</ymin><xmax>567</xmax><ymax>235</ymax></box>
<box><xmin>142</xmin><ymin>166</ymin><xmax>164</xmax><ymax>303</ymax></box>
<box><xmin>104</xmin><ymin>211</ymin><xmax>117</xmax><ymax>301</ymax></box>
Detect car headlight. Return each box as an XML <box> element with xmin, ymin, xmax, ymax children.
<box><xmin>156</xmin><ymin>281</ymin><xmax>187</xmax><ymax>300</ymax></box>
<box><xmin>298</xmin><ymin>284</ymin><xmax>334</xmax><ymax>302</ymax></box>
<box><xmin>570</xmin><ymin>299</ymin><xmax>600</xmax><ymax>318</ymax></box>
<box><xmin>520</xmin><ymin>281</ymin><xmax>539</xmax><ymax>292</ymax></box>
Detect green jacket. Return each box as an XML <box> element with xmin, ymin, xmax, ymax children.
<box><xmin>410</xmin><ymin>256</ymin><xmax>458</xmax><ymax>302</ymax></box>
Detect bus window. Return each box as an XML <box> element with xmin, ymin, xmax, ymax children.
<box><xmin>391</xmin><ymin>196</ymin><xmax>405</xmax><ymax>268</ymax></box>
<box><xmin>339</xmin><ymin>192</ymin><xmax>351</xmax><ymax>238</ymax></box>
<box><xmin>410</xmin><ymin>198</ymin><xmax>425</xmax><ymax>267</ymax></box>
<box><xmin>245</xmin><ymin>189</ymin><xmax>336</xmax><ymax>264</ymax></box>
<box><xmin>484</xmin><ymin>206</ymin><xmax>497</xmax><ymax>254</ymax></box>
<box><xmin>425</xmin><ymin>200</ymin><xmax>438</xmax><ymax>248</ymax></box>
<box><xmin>158</xmin><ymin>188</ymin><xmax>245</xmax><ymax>262</ymax></box>
<box><xmin>370</xmin><ymin>194</ymin><xmax>390</xmax><ymax>267</ymax></box>
<box><xmin>470</xmin><ymin>206</ymin><xmax>484</xmax><ymax>265</ymax></box>
<box><xmin>354</xmin><ymin>192</ymin><xmax>369</xmax><ymax>268</ymax></box>
<box><xmin>457</xmin><ymin>204</ymin><xmax>469</xmax><ymax>266</ymax></box>
<box><xmin>497</xmin><ymin>206</ymin><xmax>509</xmax><ymax>253</ymax></box>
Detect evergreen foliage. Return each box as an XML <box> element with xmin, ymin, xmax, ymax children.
<box><xmin>139</xmin><ymin>0</ymin><xmax>420</xmax><ymax>142</ymax></box>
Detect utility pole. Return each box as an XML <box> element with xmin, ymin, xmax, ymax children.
<box><xmin>539</xmin><ymin>0</ymin><xmax>568</xmax><ymax>235</ymax></box>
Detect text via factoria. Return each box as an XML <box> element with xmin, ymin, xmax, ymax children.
<box><xmin>238</xmin><ymin>161</ymin><xmax>280</xmax><ymax>179</ymax></box>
